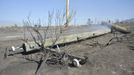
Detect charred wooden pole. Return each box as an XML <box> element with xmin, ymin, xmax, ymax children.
<box><xmin>111</xmin><ymin>24</ymin><xmax>131</xmax><ymax>34</ymax></box>
<box><xmin>104</xmin><ymin>24</ymin><xmax>131</xmax><ymax>34</ymax></box>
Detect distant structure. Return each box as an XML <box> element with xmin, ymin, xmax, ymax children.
<box><xmin>65</xmin><ymin>0</ymin><xmax>69</xmax><ymax>27</ymax></box>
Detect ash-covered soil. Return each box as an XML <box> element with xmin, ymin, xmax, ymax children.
<box><xmin>0</xmin><ymin>24</ymin><xmax>134</xmax><ymax>75</ymax></box>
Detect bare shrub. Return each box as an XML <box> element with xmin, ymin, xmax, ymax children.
<box><xmin>22</xmin><ymin>10</ymin><xmax>75</xmax><ymax>74</ymax></box>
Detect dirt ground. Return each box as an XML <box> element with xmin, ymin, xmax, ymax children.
<box><xmin>0</xmin><ymin>25</ymin><xmax>134</xmax><ymax>75</ymax></box>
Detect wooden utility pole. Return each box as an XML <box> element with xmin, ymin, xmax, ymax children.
<box><xmin>65</xmin><ymin>0</ymin><xmax>69</xmax><ymax>27</ymax></box>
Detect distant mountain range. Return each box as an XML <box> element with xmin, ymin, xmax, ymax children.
<box><xmin>0</xmin><ymin>20</ymin><xmax>22</xmax><ymax>27</ymax></box>
<box><xmin>122</xmin><ymin>18</ymin><xmax>134</xmax><ymax>23</ymax></box>
<box><xmin>0</xmin><ymin>18</ymin><xmax>134</xmax><ymax>27</ymax></box>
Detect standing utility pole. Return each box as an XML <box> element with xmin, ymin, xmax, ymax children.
<box><xmin>65</xmin><ymin>0</ymin><xmax>69</xmax><ymax>27</ymax></box>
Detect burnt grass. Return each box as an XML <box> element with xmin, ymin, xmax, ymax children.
<box><xmin>0</xmin><ymin>24</ymin><xmax>134</xmax><ymax>75</ymax></box>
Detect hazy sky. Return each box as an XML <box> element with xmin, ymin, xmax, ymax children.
<box><xmin>0</xmin><ymin>0</ymin><xmax>134</xmax><ymax>25</ymax></box>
